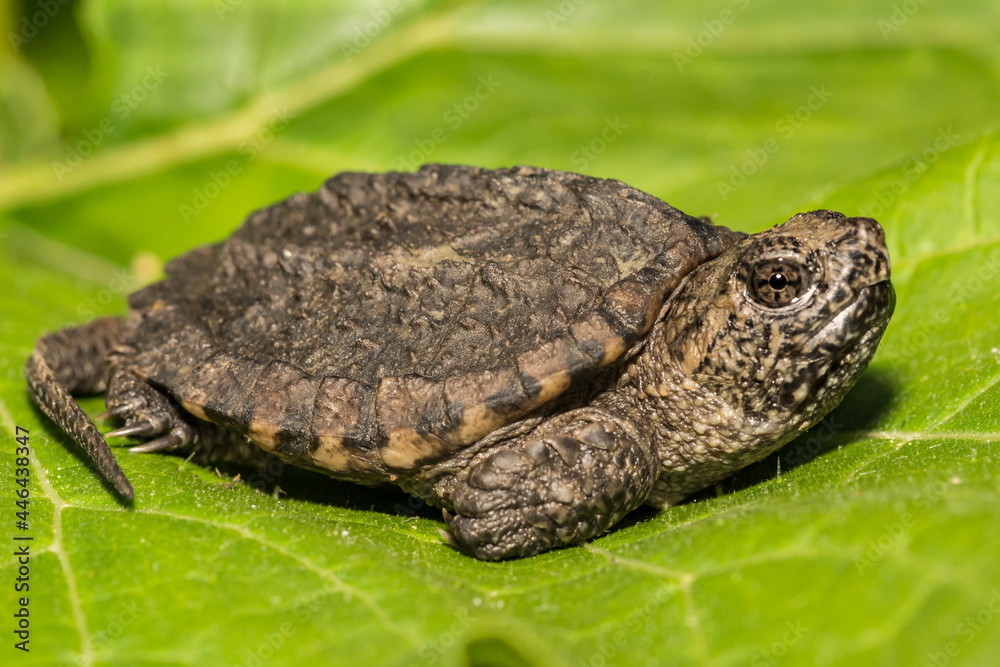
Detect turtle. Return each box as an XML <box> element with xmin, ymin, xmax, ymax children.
<box><xmin>26</xmin><ymin>164</ymin><xmax>895</xmax><ymax>560</ymax></box>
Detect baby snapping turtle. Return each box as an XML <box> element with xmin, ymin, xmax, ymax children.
<box><xmin>27</xmin><ymin>164</ymin><xmax>894</xmax><ymax>560</ymax></box>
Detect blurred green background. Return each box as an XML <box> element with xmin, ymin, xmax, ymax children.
<box><xmin>2</xmin><ymin>1</ymin><xmax>1000</xmax><ymax>666</ymax></box>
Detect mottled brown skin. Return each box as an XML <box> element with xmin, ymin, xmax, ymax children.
<box><xmin>25</xmin><ymin>165</ymin><xmax>894</xmax><ymax>560</ymax></box>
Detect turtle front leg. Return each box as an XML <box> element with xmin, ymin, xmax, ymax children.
<box><xmin>443</xmin><ymin>409</ymin><xmax>659</xmax><ymax>560</ymax></box>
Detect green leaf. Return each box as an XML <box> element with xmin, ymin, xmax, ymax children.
<box><xmin>2</xmin><ymin>1</ymin><xmax>1000</xmax><ymax>665</ymax></box>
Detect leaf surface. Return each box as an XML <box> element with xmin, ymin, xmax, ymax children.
<box><xmin>1</xmin><ymin>1</ymin><xmax>999</xmax><ymax>665</ymax></box>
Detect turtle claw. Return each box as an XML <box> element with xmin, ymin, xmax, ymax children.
<box><xmin>130</xmin><ymin>433</ymin><xmax>183</xmax><ymax>453</ymax></box>
<box><xmin>439</xmin><ymin>511</ymin><xmax>479</xmax><ymax>557</ymax></box>
<box><xmin>95</xmin><ymin>401</ymin><xmax>139</xmax><ymax>421</ymax></box>
<box><xmin>438</xmin><ymin>528</ymin><xmax>475</xmax><ymax>556</ymax></box>
<box><xmin>106</xmin><ymin>421</ymin><xmax>157</xmax><ymax>438</ymax></box>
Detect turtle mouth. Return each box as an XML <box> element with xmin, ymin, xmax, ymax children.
<box><xmin>778</xmin><ymin>278</ymin><xmax>894</xmax><ymax>425</ymax></box>
<box><xmin>847</xmin><ymin>279</ymin><xmax>894</xmax><ymax>349</ymax></box>
<box><xmin>858</xmin><ymin>279</ymin><xmax>896</xmax><ymax>322</ymax></box>
<box><xmin>796</xmin><ymin>277</ymin><xmax>894</xmax><ymax>372</ymax></box>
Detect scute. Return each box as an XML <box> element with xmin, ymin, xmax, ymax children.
<box><xmin>126</xmin><ymin>164</ymin><xmax>740</xmax><ymax>471</ymax></box>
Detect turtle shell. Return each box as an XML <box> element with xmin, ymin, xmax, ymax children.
<box><xmin>126</xmin><ymin>164</ymin><xmax>739</xmax><ymax>474</ymax></box>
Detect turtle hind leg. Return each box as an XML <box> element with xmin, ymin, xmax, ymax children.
<box><xmin>25</xmin><ymin>318</ymin><xmax>134</xmax><ymax>500</ymax></box>
<box><xmin>103</xmin><ymin>370</ymin><xmax>197</xmax><ymax>456</ymax></box>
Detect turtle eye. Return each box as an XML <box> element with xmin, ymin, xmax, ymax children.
<box><xmin>750</xmin><ymin>258</ymin><xmax>809</xmax><ymax>307</ymax></box>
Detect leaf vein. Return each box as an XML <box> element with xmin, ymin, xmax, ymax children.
<box><xmin>134</xmin><ymin>507</ymin><xmax>422</xmax><ymax>647</ymax></box>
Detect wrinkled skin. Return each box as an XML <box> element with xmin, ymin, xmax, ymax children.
<box><xmin>26</xmin><ymin>165</ymin><xmax>894</xmax><ymax>561</ymax></box>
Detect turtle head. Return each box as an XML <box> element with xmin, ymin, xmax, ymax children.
<box><xmin>659</xmin><ymin>209</ymin><xmax>895</xmax><ymax>433</ymax></box>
